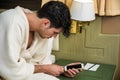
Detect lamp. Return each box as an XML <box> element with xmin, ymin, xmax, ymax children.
<box><xmin>70</xmin><ymin>0</ymin><xmax>95</xmax><ymax>33</ymax></box>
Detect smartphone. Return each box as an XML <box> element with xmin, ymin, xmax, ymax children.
<box><xmin>64</xmin><ymin>64</ymin><xmax>82</xmax><ymax>71</ymax></box>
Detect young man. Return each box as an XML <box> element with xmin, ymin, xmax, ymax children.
<box><xmin>0</xmin><ymin>1</ymin><xmax>80</xmax><ymax>80</ymax></box>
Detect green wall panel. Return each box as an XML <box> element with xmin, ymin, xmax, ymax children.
<box><xmin>52</xmin><ymin>16</ymin><xmax>120</xmax><ymax>65</ymax></box>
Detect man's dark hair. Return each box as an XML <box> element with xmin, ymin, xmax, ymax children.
<box><xmin>37</xmin><ymin>1</ymin><xmax>71</xmax><ymax>37</ymax></box>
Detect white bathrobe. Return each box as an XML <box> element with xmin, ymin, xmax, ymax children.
<box><xmin>0</xmin><ymin>6</ymin><xmax>59</xmax><ymax>80</ymax></box>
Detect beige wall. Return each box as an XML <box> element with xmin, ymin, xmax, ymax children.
<box><xmin>41</xmin><ymin>0</ymin><xmax>73</xmax><ymax>9</ymax></box>
<box><xmin>102</xmin><ymin>16</ymin><xmax>120</xmax><ymax>34</ymax></box>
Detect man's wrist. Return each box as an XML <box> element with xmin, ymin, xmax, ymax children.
<box><xmin>34</xmin><ymin>65</ymin><xmax>45</xmax><ymax>73</ymax></box>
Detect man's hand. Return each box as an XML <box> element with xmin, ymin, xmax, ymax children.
<box><xmin>34</xmin><ymin>62</ymin><xmax>82</xmax><ymax>78</ymax></box>
<box><xmin>63</xmin><ymin>62</ymin><xmax>82</xmax><ymax>77</ymax></box>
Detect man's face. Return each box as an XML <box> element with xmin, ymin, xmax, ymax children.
<box><xmin>38</xmin><ymin>26</ymin><xmax>62</xmax><ymax>39</ymax></box>
<box><xmin>36</xmin><ymin>18</ymin><xmax>62</xmax><ymax>39</ymax></box>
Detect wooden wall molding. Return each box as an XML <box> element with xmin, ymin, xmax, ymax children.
<box><xmin>0</xmin><ymin>0</ymin><xmax>42</xmax><ymax>10</ymax></box>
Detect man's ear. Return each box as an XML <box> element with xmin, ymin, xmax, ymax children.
<box><xmin>42</xmin><ymin>18</ymin><xmax>51</xmax><ymax>28</ymax></box>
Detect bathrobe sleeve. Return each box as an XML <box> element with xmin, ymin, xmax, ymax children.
<box><xmin>0</xmin><ymin>8</ymin><xmax>34</xmax><ymax>80</ymax></box>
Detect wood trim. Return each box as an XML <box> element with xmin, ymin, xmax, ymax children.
<box><xmin>0</xmin><ymin>0</ymin><xmax>42</xmax><ymax>10</ymax></box>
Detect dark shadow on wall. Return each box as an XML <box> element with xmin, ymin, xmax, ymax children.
<box><xmin>0</xmin><ymin>0</ymin><xmax>42</xmax><ymax>10</ymax></box>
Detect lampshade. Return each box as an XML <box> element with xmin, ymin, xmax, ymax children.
<box><xmin>70</xmin><ymin>0</ymin><xmax>95</xmax><ymax>21</ymax></box>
